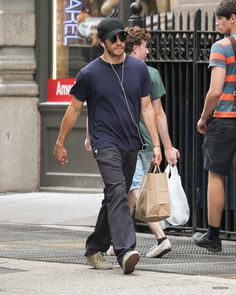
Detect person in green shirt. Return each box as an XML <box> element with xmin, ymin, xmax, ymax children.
<box><xmin>118</xmin><ymin>26</ymin><xmax>179</xmax><ymax>258</ymax></box>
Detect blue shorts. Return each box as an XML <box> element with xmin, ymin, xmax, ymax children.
<box><xmin>130</xmin><ymin>150</ymin><xmax>153</xmax><ymax>191</ymax></box>
<box><xmin>203</xmin><ymin>118</ymin><xmax>236</xmax><ymax>175</ymax></box>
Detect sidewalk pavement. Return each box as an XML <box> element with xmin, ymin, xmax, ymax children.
<box><xmin>0</xmin><ymin>192</ymin><xmax>236</xmax><ymax>295</ymax></box>
<box><xmin>0</xmin><ymin>191</ymin><xmax>103</xmax><ymax>226</ymax></box>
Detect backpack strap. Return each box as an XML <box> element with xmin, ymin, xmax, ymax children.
<box><xmin>228</xmin><ymin>36</ymin><xmax>236</xmax><ymax>110</ymax></box>
<box><xmin>229</xmin><ymin>35</ymin><xmax>236</xmax><ymax>52</ymax></box>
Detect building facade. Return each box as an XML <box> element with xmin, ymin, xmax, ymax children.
<box><xmin>0</xmin><ymin>0</ymin><xmax>218</xmax><ymax>193</ymax></box>
<box><xmin>0</xmin><ymin>0</ymin><xmax>39</xmax><ymax>192</ymax></box>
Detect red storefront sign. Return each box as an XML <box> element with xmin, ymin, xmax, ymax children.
<box><xmin>48</xmin><ymin>78</ymin><xmax>76</xmax><ymax>102</ymax></box>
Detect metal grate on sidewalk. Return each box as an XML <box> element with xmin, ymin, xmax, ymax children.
<box><xmin>0</xmin><ymin>223</ymin><xmax>235</xmax><ymax>278</ymax></box>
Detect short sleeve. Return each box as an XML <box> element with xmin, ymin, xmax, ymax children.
<box><xmin>209</xmin><ymin>41</ymin><xmax>226</xmax><ymax>69</ymax></box>
<box><xmin>148</xmin><ymin>67</ymin><xmax>166</xmax><ymax>100</ymax></box>
<box><xmin>69</xmin><ymin>72</ymin><xmax>90</xmax><ymax>102</ymax></box>
<box><xmin>140</xmin><ymin>63</ymin><xmax>151</xmax><ymax>97</ymax></box>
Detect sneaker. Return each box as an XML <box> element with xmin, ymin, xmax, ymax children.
<box><xmin>192</xmin><ymin>232</ymin><xmax>222</xmax><ymax>252</ymax></box>
<box><xmin>145</xmin><ymin>238</ymin><xmax>172</xmax><ymax>258</ymax></box>
<box><xmin>122</xmin><ymin>250</ymin><xmax>140</xmax><ymax>274</ymax></box>
<box><xmin>86</xmin><ymin>252</ymin><xmax>113</xmax><ymax>270</ymax></box>
<box><xmin>106</xmin><ymin>245</ymin><xmax>116</xmax><ymax>256</ymax></box>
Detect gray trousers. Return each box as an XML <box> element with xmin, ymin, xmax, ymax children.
<box><xmin>85</xmin><ymin>147</ymin><xmax>138</xmax><ymax>265</ymax></box>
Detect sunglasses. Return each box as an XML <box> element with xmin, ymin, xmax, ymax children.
<box><xmin>108</xmin><ymin>32</ymin><xmax>128</xmax><ymax>43</ymax></box>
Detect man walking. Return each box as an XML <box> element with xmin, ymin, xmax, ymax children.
<box><xmin>54</xmin><ymin>17</ymin><xmax>161</xmax><ymax>274</ymax></box>
<box><xmin>193</xmin><ymin>0</ymin><xmax>236</xmax><ymax>252</ymax></box>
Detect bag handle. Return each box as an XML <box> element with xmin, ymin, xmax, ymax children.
<box><xmin>165</xmin><ymin>164</ymin><xmax>178</xmax><ymax>178</ymax></box>
<box><xmin>148</xmin><ymin>163</ymin><xmax>161</xmax><ymax>174</ymax></box>
<box><xmin>170</xmin><ymin>165</ymin><xmax>178</xmax><ymax>177</ymax></box>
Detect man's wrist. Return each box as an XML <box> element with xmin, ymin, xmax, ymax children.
<box><xmin>200</xmin><ymin>114</ymin><xmax>208</xmax><ymax>121</ymax></box>
<box><xmin>55</xmin><ymin>140</ymin><xmax>64</xmax><ymax>148</ymax></box>
<box><xmin>164</xmin><ymin>145</ymin><xmax>173</xmax><ymax>151</ymax></box>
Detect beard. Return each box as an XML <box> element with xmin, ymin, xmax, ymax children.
<box><xmin>105</xmin><ymin>45</ymin><xmax>125</xmax><ymax>58</ymax></box>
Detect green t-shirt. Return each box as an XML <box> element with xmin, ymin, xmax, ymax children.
<box><xmin>140</xmin><ymin>66</ymin><xmax>166</xmax><ymax>150</ymax></box>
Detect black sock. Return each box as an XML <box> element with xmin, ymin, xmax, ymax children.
<box><xmin>207</xmin><ymin>225</ymin><xmax>220</xmax><ymax>240</ymax></box>
<box><xmin>157</xmin><ymin>237</ymin><xmax>167</xmax><ymax>245</ymax></box>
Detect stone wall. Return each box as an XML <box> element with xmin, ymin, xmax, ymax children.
<box><xmin>0</xmin><ymin>0</ymin><xmax>39</xmax><ymax>192</ymax></box>
<box><xmin>172</xmin><ymin>0</ymin><xmax>219</xmax><ymax>11</ymax></box>
<box><xmin>171</xmin><ymin>0</ymin><xmax>220</xmax><ymax>30</ymax></box>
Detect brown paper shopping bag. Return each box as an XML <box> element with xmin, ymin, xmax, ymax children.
<box><xmin>135</xmin><ymin>163</ymin><xmax>171</xmax><ymax>222</ymax></box>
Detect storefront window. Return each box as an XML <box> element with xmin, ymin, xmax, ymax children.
<box><xmin>48</xmin><ymin>0</ymin><xmax>104</xmax><ymax>102</ymax></box>
<box><xmin>48</xmin><ymin>0</ymin><xmax>166</xmax><ymax>102</ymax></box>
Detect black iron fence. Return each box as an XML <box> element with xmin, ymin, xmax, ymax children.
<box><xmin>141</xmin><ymin>10</ymin><xmax>236</xmax><ymax>239</ymax></box>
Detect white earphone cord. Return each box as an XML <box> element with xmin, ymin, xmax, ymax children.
<box><xmin>107</xmin><ymin>54</ymin><xmax>147</xmax><ymax>150</ymax></box>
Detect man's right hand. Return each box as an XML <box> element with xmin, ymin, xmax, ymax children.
<box><xmin>84</xmin><ymin>136</ymin><xmax>92</xmax><ymax>152</ymax></box>
<box><xmin>197</xmin><ymin>117</ymin><xmax>208</xmax><ymax>134</ymax></box>
<box><xmin>54</xmin><ymin>143</ymin><xmax>68</xmax><ymax>165</ymax></box>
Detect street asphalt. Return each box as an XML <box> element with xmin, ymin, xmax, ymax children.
<box><xmin>0</xmin><ymin>192</ymin><xmax>236</xmax><ymax>295</ymax></box>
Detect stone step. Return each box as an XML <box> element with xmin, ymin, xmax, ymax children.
<box><xmin>39</xmin><ymin>186</ymin><xmax>103</xmax><ymax>194</ymax></box>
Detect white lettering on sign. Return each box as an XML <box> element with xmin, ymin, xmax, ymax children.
<box><xmin>64</xmin><ymin>0</ymin><xmax>82</xmax><ymax>45</ymax></box>
<box><xmin>56</xmin><ymin>81</ymin><xmax>74</xmax><ymax>95</ymax></box>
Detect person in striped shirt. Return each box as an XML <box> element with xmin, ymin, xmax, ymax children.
<box><xmin>193</xmin><ymin>0</ymin><xmax>236</xmax><ymax>252</ymax></box>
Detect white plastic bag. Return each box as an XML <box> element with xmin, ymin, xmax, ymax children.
<box><xmin>162</xmin><ymin>165</ymin><xmax>190</xmax><ymax>226</ymax></box>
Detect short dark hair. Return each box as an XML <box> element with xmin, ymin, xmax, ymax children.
<box><xmin>216</xmin><ymin>0</ymin><xmax>236</xmax><ymax>19</ymax></box>
<box><xmin>124</xmin><ymin>26</ymin><xmax>151</xmax><ymax>54</ymax></box>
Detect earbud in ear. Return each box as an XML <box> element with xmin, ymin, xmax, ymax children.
<box><xmin>100</xmin><ymin>43</ymin><xmax>104</xmax><ymax>48</ymax></box>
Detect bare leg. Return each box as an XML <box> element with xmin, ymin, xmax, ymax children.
<box><xmin>147</xmin><ymin>222</ymin><xmax>166</xmax><ymax>239</ymax></box>
<box><xmin>207</xmin><ymin>171</ymin><xmax>225</xmax><ymax>227</ymax></box>
<box><xmin>128</xmin><ymin>188</ymin><xmax>172</xmax><ymax>258</ymax></box>
<box><xmin>128</xmin><ymin>188</ymin><xmax>166</xmax><ymax>239</ymax></box>
<box><xmin>192</xmin><ymin>171</ymin><xmax>224</xmax><ymax>252</ymax></box>
<box><xmin>127</xmin><ymin>188</ymin><xmax>137</xmax><ymax>215</ymax></box>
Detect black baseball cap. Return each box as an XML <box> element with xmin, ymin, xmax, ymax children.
<box><xmin>97</xmin><ymin>18</ymin><xmax>125</xmax><ymax>41</ymax></box>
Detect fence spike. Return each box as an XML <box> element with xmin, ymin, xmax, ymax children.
<box><xmin>165</xmin><ymin>12</ymin><xmax>168</xmax><ymax>30</ymax></box>
<box><xmin>158</xmin><ymin>12</ymin><xmax>161</xmax><ymax>30</ymax></box>
<box><xmin>187</xmin><ymin>13</ymin><xmax>190</xmax><ymax>30</ymax></box>
<box><xmin>205</xmin><ymin>12</ymin><xmax>208</xmax><ymax>31</ymax></box>
<box><xmin>179</xmin><ymin>12</ymin><xmax>183</xmax><ymax>31</ymax></box>
<box><xmin>172</xmin><ymin>12</ymin><xmax>175</xmax><ymax>30</ymax></box>
<box><xmin>212</xmin><ymin>13</ymin><xmax>216</xmax><ymax>31</ymax></box>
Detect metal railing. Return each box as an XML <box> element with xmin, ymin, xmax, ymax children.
<box><xmin>140</xmin><ymin>10</ymin><xmax>236</xmax><ymax>239</ymax></box>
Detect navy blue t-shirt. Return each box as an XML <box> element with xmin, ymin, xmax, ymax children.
<box><xmin>69</xmin><ymin>55</ymin><xmax>151</xmax><ymax>152</ymax></box>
